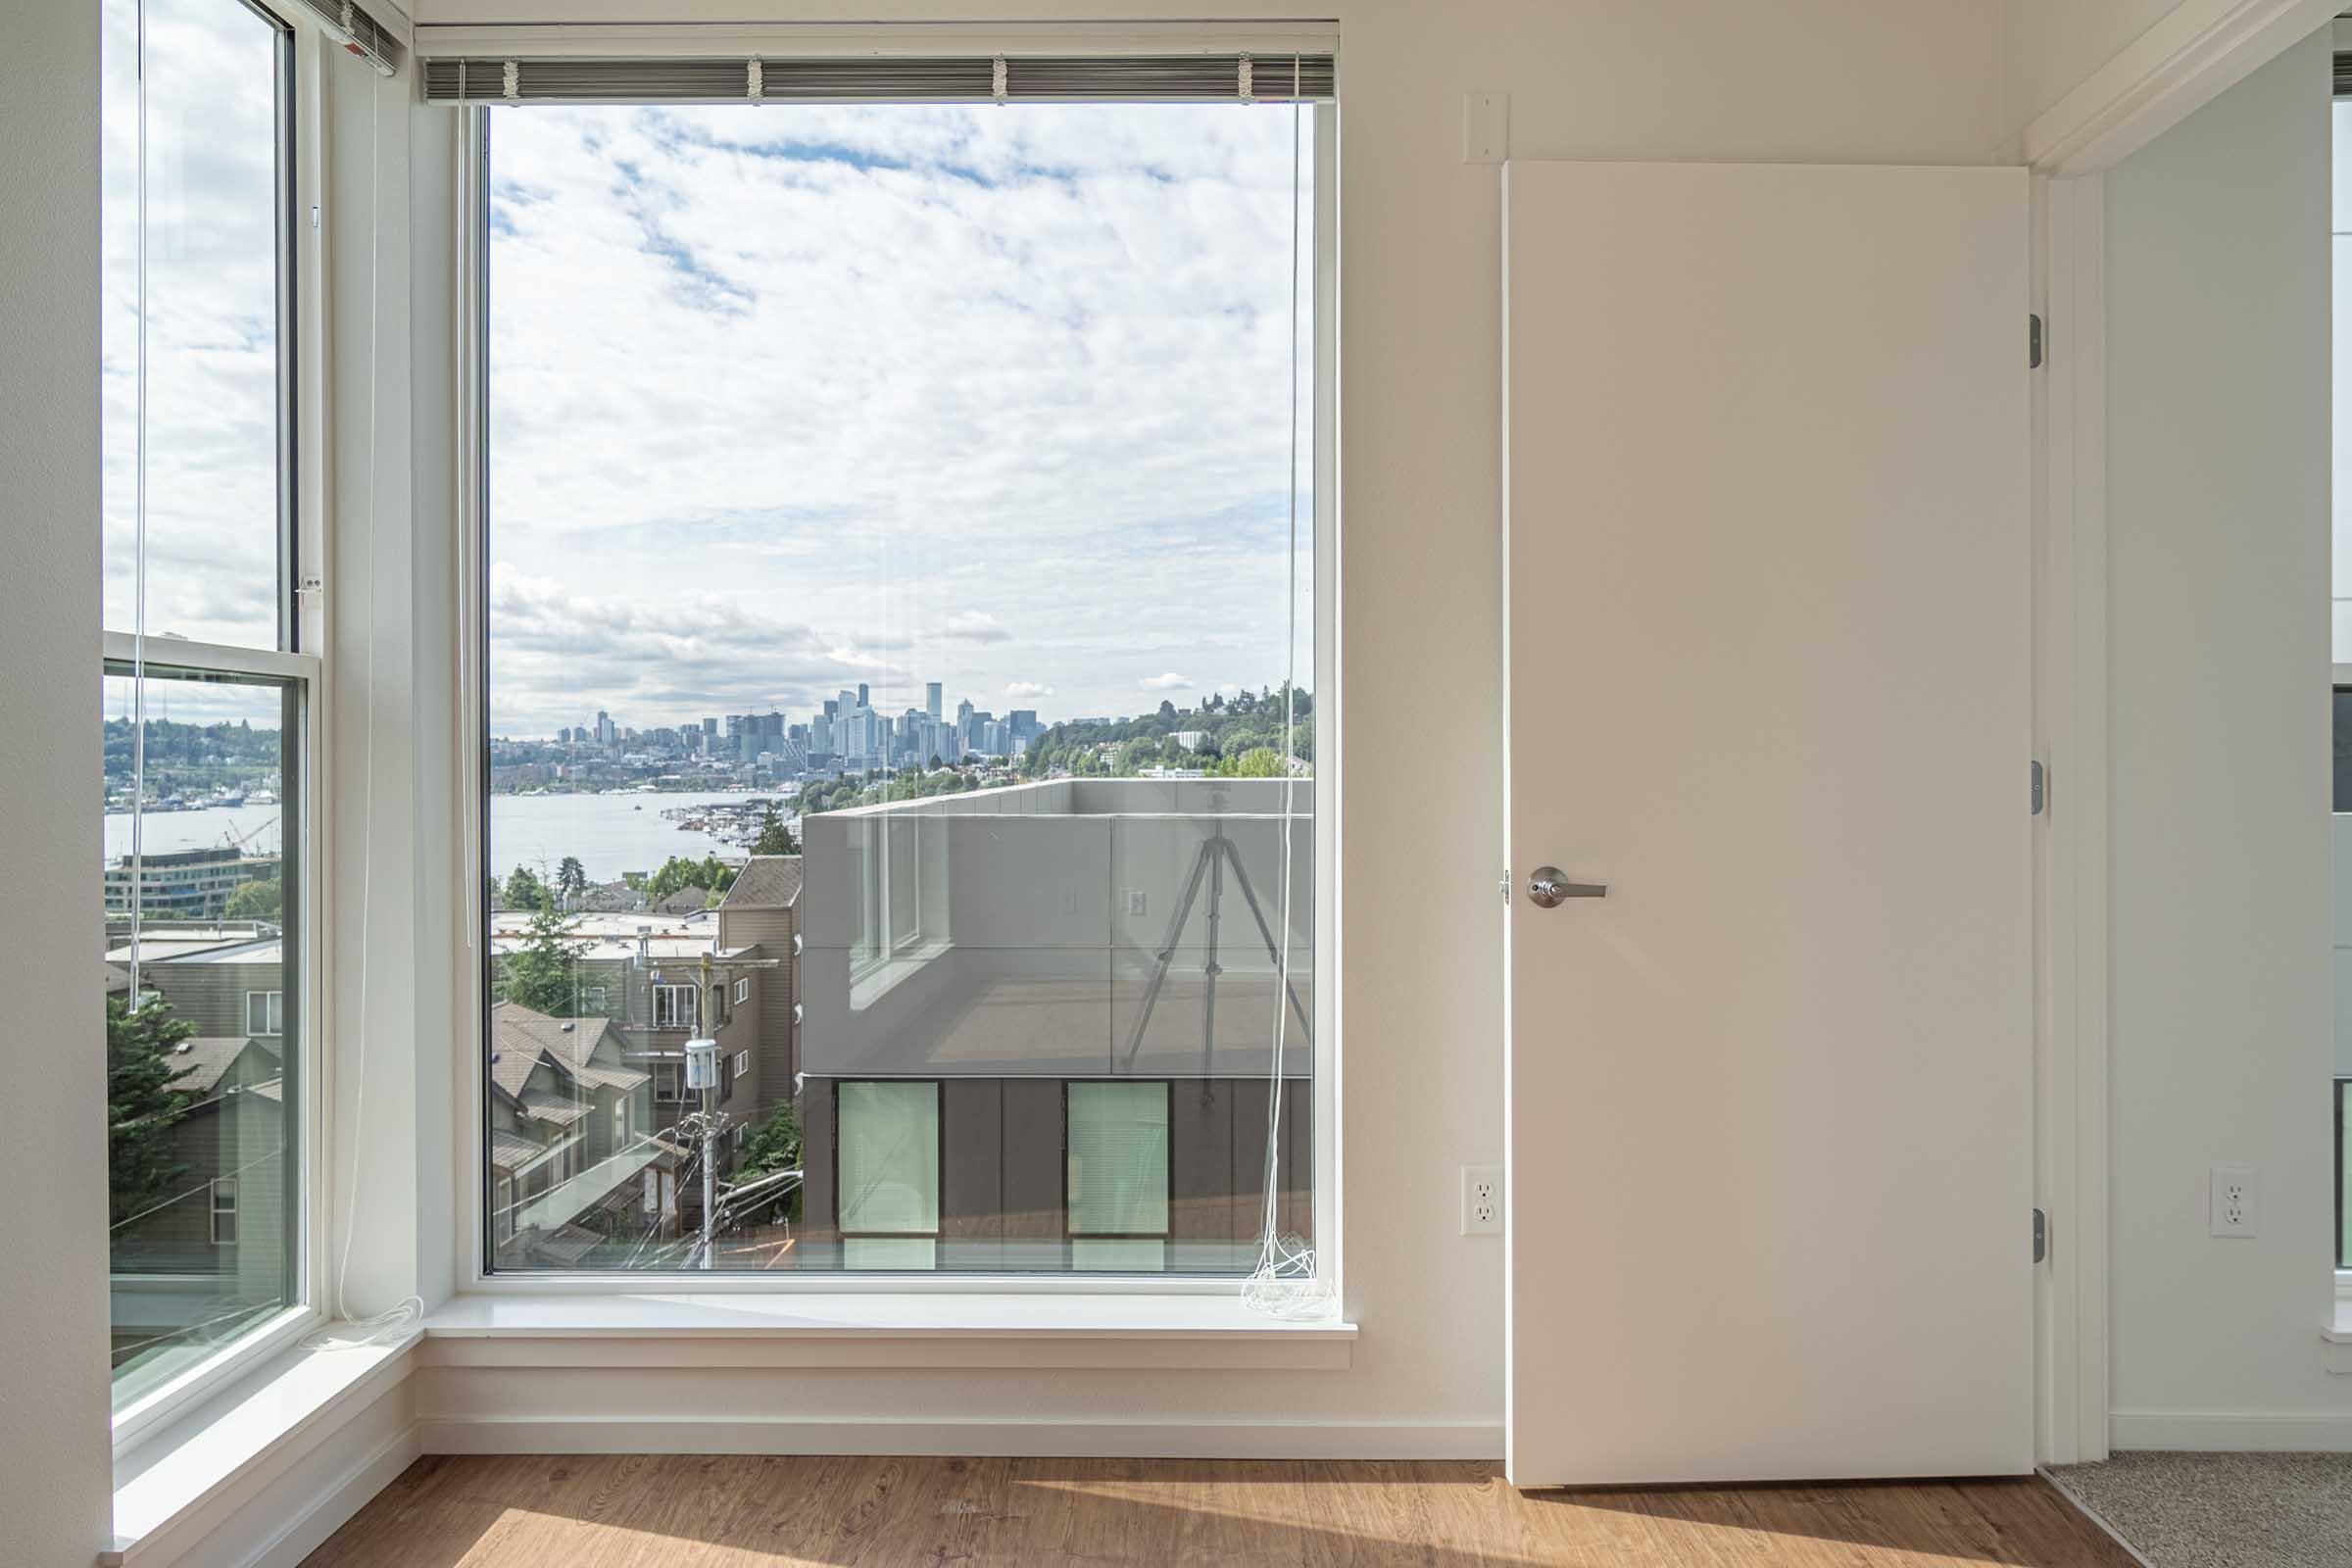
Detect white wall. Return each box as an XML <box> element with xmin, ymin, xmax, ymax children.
<box><xmin>2104</xmin><ymin>31</ymin><xmax>2344</xmax><ymax>1445</ymax></box>
<box><xmin>407</xmin><ymin>0</ymin><xmax>2018</xmax><ymax>1448</ymax></box>
<box><xmin>0</xmin><ymin>0</ymin><xmax>119</xmax><ymax>1560</ymax></box>
<box><xmin>2005</xmin><ymin>0</ymin><xmax>2182</xmax><ymax>131</ymax></box>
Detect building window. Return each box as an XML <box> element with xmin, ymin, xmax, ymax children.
<box><xmin>208</xmin><ymin>1179</ymin><xmax>239</xmax><ymax>1247</ymax></box>
<box><xmin>102</xmin><ymin>0</ymin><xmax>308</xmax><ymax>1411</ymax></box>
<box><xmin>1066</xmin><ymin>1082</ymin><xmax>1171</xmax><ymax>1271</ymax></box>
<box><xmin>479</xmin><ymin>86</ymin><xmax>1328</xmax><ymax>1279</ymax></box>
<box><xmin>837</xmin><ymin>1082</ymin><xmax>941</xmax><ymax>1270</ymax></box>
<box><xmin>494</xmin><ymin>1173</ymin><xmax>515</xmax><ymax>1246</ymax></box>
<box><xmin>653</xmin><ymin>983</ymin><xmax>697</xmax><ymax>1031</ymax></box>
<box><xmin>654</xmin><ymin>1061</ymin><xmax>687</xmax><ymax>1103</ymax></box>
<box><xmin>581</xmin><ymin>986</ymin><xmax>606</xmax><ymax>1012</ymax></box>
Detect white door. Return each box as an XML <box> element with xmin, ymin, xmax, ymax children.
<box><xmin>1503</xmin><ymin>161</ymin><xmax>2033</xmax><ymax>1487</ymax></box>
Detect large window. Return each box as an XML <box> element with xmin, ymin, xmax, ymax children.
<box><xmin>478</xmin><ymin>86</ymin><xmax>1328</xmax><ymax>1278</ymax></box>
<box><xmin>101</xmin><ymin>0</ymin><xmax>307</xmax><ymax>1415</ymax></box>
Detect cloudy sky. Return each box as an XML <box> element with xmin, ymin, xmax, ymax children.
<box><xmin>486</xmin><ymin>100</ymin><xmax>1316</xmax><ymax>738</ymax></box>
<box><xmin>100</xmin><ymin>0</ymin><xmax>1317</xmax><ymax>737</ymax></box>
<box><xmin>100</xmin><ymin>0</ymin><xmax>285</xmax><ymax>702</ymax></box>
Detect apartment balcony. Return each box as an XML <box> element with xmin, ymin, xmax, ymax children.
<box><xmin>799</xmin><ymin>778</ymin><xmax>1313</xmax><ymax>1079</ymax></box>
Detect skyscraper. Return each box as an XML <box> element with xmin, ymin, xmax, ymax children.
<box><xmin>925</xmin><ymin>681</ymin><xmax>943</xmax><ymax>720</ymax></box>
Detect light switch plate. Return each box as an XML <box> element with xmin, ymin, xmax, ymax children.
<box><xmin>1463</xmin><ymin>91</ymin><xmax>1508</xmax><ymax>164</ymax></box>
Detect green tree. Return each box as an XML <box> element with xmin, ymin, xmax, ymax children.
<box><xmin>503</xmin><ymin>863</ymin><xmax>547</xmax><ymax>911</ymax></box>
<box><xmin>223</xmin><ymin>875</ymin><xmax>283</xmax><ymax>921</ymax></box>
<box><xmin>556</xmin><ymin>856</ymin><xmax>588</xmax><ymax>909</ymax></box>
<box><xmin>1222</xmin><ymin>746</ymin><xmax>1287</xmax><ymax>778</ymax></box>
<box><xmin>644</xmin><ymin>854</ymin><xmax>739</xmax><ymax>906</ymax></box>
<box><xmin>749</xmin><ymin>805</ymin><xmax>797</xmax><ymax>857</ymax></box>
<box><xmin>109</xmin><ymin>997</ymin><xmax>196</xmax><ymax>1229</ymax></box>
<box><xmin>737</xmin><ymin>1099</ymin><xmax>802</xmax><ymax>1177</ymax></box>
<box><xmin>496</xmin><ymin>897</ymin><xmax>591</xmax><ymax>1015</ymax></box>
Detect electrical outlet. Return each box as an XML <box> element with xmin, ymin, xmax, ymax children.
<box><xmin>1461</xmin><ymin>1165</ymin><xmax>1502</xmax><ymax>1236</ymax></box>
<box><xmin>2210</xmin><ymin>1164</ymin><xmax>2258</xmax><ymax>1237</ymax></box>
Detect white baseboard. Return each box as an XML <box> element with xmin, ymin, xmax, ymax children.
<box><xmin>422</xmin><ymin>1414</ymin><xmax>1502</xmax><ymax>1461</ymax></box>
<box><xmin>249</xmin><ymin>1424</ymin><xmax>422</xmax><ymax>1568</ymax></box>
<box><xmin>2107</xmin><ymin>1410</ymin><xmax>2352</xmax><ymax>1451</ymax></box>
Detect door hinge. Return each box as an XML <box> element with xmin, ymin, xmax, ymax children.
<box><xmin>2031</xmin><ymin>759</ymin><xmax>2046</xmax><ymax>816</ymax></box>
<box><xmin>2033</xmin><ymin>1206</ymin><xmax>2048</xmax><ymax>1264</ymax></box>
<box><xmin>2030</xmin><ymin>314</ymin><xmax>2044</xmax><ymax>369</ymax></box>
<box><xmin>1499</xmin><ymin>868</ymin><xmax>1512</xmax><ymax>906</ymax></box>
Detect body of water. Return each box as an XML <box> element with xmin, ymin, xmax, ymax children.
<box><xmin>106</xmin><ymin>790</ymin><xmax>795</xmax><ymax>885</ymax></box>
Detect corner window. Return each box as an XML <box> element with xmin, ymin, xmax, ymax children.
<box><xmin>735</xmin><ymin>977</ymin><xmax>751</xmax><ymax>1005</ymax></box>
<box><xmin>103</xmin><ymin>0</ymin><xmax>307</xmax><ymax>1414</ymax></box>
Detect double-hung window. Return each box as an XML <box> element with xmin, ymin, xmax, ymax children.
<box><xmin>102</xmin><ymin>0</ymin><xmax>316</xmax><ymax>1422</ymax></box>
<box><xmin>469</xmin><ymin>49</ymin><xmax>1334</xmax><ymax>1281</ymax></box>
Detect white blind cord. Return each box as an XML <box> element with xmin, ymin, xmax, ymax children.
<box><xmin>127</xmin><ymin>0</ymin><xmax>150</xmax><ymax>1007</ymax></box>
<box><xmin>307</xmin><ymin>67</ymin><xmax>420</xmax><ymax>1350</ymax></box>
<box><xmin>1244</xmin><ymin>58</ymin><xmax>1331</xmax><ymax>1322</ymax></box>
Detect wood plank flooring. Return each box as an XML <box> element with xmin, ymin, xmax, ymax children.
<box><xmin>303</xmin><ymin>1455</ymin><xmax>2141</xmax><ymax>1566</ymax></box>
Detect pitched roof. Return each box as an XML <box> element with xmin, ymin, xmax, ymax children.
<box><xmin>167</xmin><ymin>1035</ymin><xmax>270</xmax><ymax>1101</ymax></box>
<box><xmin>488</xmin><ymin>1000</ymin><xmax>650</xmax><ymax>1101</ymax></box>
<box><xmin>719</xmin><ymin>856</ymin><xmax>802</xmax><ymax>911</ymax></box>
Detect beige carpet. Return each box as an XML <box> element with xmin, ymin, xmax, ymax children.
<box><xmin>2049</xmin><ymin>1452</ymin><xmax>2352</xmax><ymax>1568</ymax></box>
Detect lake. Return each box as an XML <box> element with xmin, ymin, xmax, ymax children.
<box><xmin>105</xmin><ymin>790</ymin><xmax>792</xmax><ymax>885</ymax></box>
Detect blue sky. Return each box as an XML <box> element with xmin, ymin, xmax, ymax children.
<box><xmin>100</xmin><ymin>0</ymin><xmax>1316</xmax><ymax>737</ymax></box>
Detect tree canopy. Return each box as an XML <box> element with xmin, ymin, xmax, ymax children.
<box><xmin>749</xmin><ymin>805</ymin><xmax>797</xmax><ymax>857</ymax></box>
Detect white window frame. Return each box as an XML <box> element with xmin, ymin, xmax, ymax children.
<box><xmin>106</xmin><ymin>1</ymin><xmax>340</xmax><ymax>1451</ymax></box>
<box><xmin>734</xmin><ymin>976</ymin><xmax>751</xmax><ymax>1004</ymax></box>
<box><xmin>734</xmin><ymin>1049</ymin><xmax>751</xmax><ymax>1079</ymax></box>
<box><xmin>457</xmin><ymin>90</ymin><xmax>1339</xmax><ymax>1297</ymax></box>
<box><xmin>245</xmin><ymin>988</ymin><xmax>285</xmax><ymax>1036</ymax></box>
<box><xmin>652</xmin><ymin>982</ymin><xmax>696</xmax><ymax>1031</ymax></box>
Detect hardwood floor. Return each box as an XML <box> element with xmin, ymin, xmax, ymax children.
<box><xmin>303</xmin><ymin>1455</ymin><xmax>2140</xmax><ymax>1566</ymax></box>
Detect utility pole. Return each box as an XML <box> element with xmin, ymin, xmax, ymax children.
<box><xmin>685</xmin><ymin>1034</ymin><xmax>719</xmax><ymax>1269</ymax></box>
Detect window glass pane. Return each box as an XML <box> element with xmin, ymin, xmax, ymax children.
<box><xmin>2334</xmin><ymin>690</ymin><xmax>2352</xmax><ymax>812</ymax></box>
<box><xmin>484</xmin><ymin>101</ymin><xmax>1318</xmax><ymax>1275</ymax></box>
<box><xmin>1068</xmin><ymin>1082</ymin><xmax>1169</xmax><ymax>1237</ymax></box>
<box><xmin>104</xmin><ymin>666</ymin><xmax>300</xmax><ymax>1410</ymax></box>
<box><xmin>838</xmin><ymin>1082</ymin><xmax>940</xmax><ymax>1240</ymax></box>
<box><xmin>101</xmin><ymin>0</ymin><xmax>287</xmax><ymax>649</ymax></box>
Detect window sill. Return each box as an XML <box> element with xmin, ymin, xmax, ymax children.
<box><xmin>108</xmin><ymin>1329</ymin><xmax>420</xmax><ymax>1565</ymax></box>
<box><xmin>423</xmin><ymin>1291</ymin><xmax>1356</xmax><ymax>1370</ymax></box>
<box><xmin>2324</xmin><ymin>1297</ymin><xmax>2352</xmax><ymax>1375</ymax></box>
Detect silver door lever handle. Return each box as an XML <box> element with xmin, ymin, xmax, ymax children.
<box><xmin>1527</xmin><ymin>866</ymin><xmax>1606</xmax><ymax>907</ymax></box>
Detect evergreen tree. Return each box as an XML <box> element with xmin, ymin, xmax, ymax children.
<box><xmin>750</xmin><ymin>804</ymin><xmax>797</xmax><ymax>857</ymax></box>
<box><xmin>556</xmin><ymin>856</ymin><xmax>588</xmax><ymax>908</ymax></box>
<box><xmin>109</xmin><ymin>997</ymin><xmax>196</xmax><ymax>1229</ymax></box>
<box><xmin>496</xmin><ymin>896</ymin><xmax>591</xmax><ymax>1015</ymax></box>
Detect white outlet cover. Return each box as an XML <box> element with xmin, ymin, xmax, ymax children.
<box><xmin>1461</xmin><ymin>1164</ymin><xmax>1502</xmax><ymax>1236</ymax></box>
<box><xmin>2210</xmin><ymin>1163</ymin><xmax>2258</xmax><ymax>1237</ymax></box>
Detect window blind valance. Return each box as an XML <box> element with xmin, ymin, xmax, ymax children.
<box><xmin>420</xmin><ymin>52</ymin><xmax>1335</xmax><ymax>105</ymax></box>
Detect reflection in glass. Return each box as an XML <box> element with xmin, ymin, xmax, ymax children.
<box><xmin>103</xmin><ymin>667</ymin><xmax>299</xmax><ymax>1410</ymax></box>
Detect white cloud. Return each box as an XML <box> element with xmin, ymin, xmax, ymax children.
<box><xmin>942</xmin><ymin>611</ymin><xmax>1011</xmax><ymax>644</ymax></box>
<box><xmin>1137</xmin><ymin>672</ymin><xmax>1193</xmax><ymax>692</ymax></box>
<box><xmin>99</xmin><ymin>60</ymin><xmax>1324</xmax><ymax>734</ymax></box>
